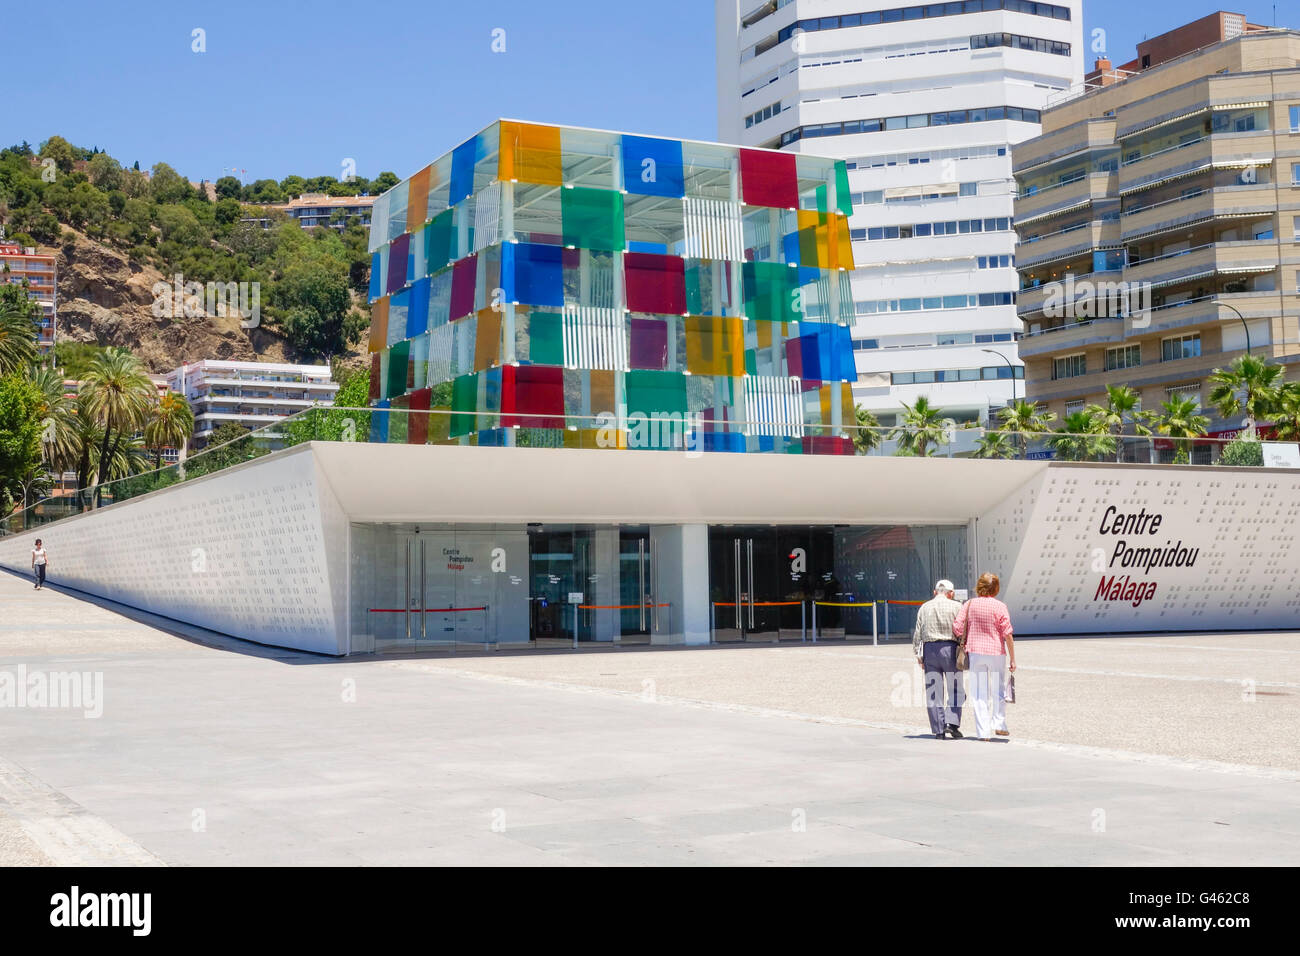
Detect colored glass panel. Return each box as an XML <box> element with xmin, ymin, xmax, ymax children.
<box><xmin>450</xmin><ymin>255</ymin><xmax>477</xmax><ymax>320</ymax></box>
<box><xmin>505</xmin><ymin>242</ymin><xmax>564</xmax><ymax>307</ymax></box>
<box><xmin>590</xmin><ymin>369</ymin><xmax>617</xmax><ymax>417</ymax></box>
<box><xmin>368</xmin><ymin>353</ymin><xmax>381</xmax><ymax>401</ymax></box>
<box><xmin>387</xmin><ymin>290</ymin><xmax>409</xmax><ymax>346</ymax></box>
<box><xmin>562</xmin><ymin>188</ymin><xmax>625</xmax><ymax>252</ymax></box>
<box><xmin>740</xmin><ymin>149</ymin><xmax>798</xmax><ymax>209</ymax></box>
<box><xmin>406</xmin><ymin>277</ymin><xmax>430</xmax><ymax>339</ymax></box>
<box><xmin>368</xmin><ymin>252</ymin><xmax>382</xmax><ymax>302</ymax></box>
<box><xmin>625</xmin><ymin>253</ymin><xmax>686</xmax><ymax>315</ymax></box>
<box><xmin>368</xmin><ymin>297</ymin><xmax>388</xmax><ymax>353</ymax></box>
<box><xmin>499</xmin><ymin>122</ymin><xmax>562</xmax><ymax>186</ymax></box>
<box><xmin>504</xmin><ymin>365</ymin><xmax>565</xmax><ymax>428</ymax></box>
<box><xmin>473</xmin><ymin>309</ymin><xmax>503</xmax><ymax>371</ymax></box>
<box><xmin>387</xmin><ymin>340</ymin><xmax>410</xmax><ymax>399</ymax></box>
<box><xmin>742</xmin><ymin>261</ymin><xmax>797</xmax><ymax>323</ymax></box>
<box><xmin>684</xmin><ymin>316</ymin><xmax>744</xmax><ymax>376</ymax></box>
<box><xmin>407</xmin><ymin>387</ymin><xmax>431</xmax><ymax>445</ymax></box>
<box><xmin>835</xmin><ymin>162</ymin><xmax>853</xmax><ymax>218</ymax></box>
<box><xmin>425</xmin><ymin>209</ymin><xmax>455</xmax><ymax>274</ymax></box>
<box><xmin>450</xmin><ymin>373</ymin><xmax>479</xmax><ymax>437</ymax></box>
<box><xmin>386</xmin><ymin>232</ymin><xmax>410</xmax><ymax>294</ymax></box>
<box><xmin>621</xmin><ymin>135</ymin><xmax>686</xmax><ymax>198</ymax></box>
<box><xmin>524</xmin><ymin>309</ymin><xmax>564</xmax><ymax>366</ymax></box>
<box><xmin>406</xmin><ymin>166</ymin><xmax>432</xmax><ymax>233</ymax></box>
<box><xmin>629</xmin><ymin>318</ymin><xmax>668</xmax><ymax>370</ymax></box>
<box><xmin>625</xmin><ymin>370</ymin><xmax>687</xmax><ymax>416</ymax></box>
<box><xmin>449</xmin><ymin>135</ymin><xmax>482</xmax><ymax>207</ymax></box>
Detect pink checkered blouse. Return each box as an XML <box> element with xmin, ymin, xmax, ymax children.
<box><xmin>952</xmin><ymin>596</ymin><xmax>1013</xmax><ymax>656</ymax></box>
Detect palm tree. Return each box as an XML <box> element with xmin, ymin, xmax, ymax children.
<box><xmin>1207</xmin><ymin>354</ymin><xmax>1284</xmax><ymax>440</ymax></box>
<box><xmin>891</xmin><ymin>396</ymin><xmax>951</xmax><ymax>457</ymax></box>
<box><xmin>1088</xmin><ymin>384</ymin><xmax>1152</xmax><ymax>463</ymax></box>
<box><xmin>1153</xmin><ymin>395</ymin><xmax>1211</xmax><ymax>465</ymax></box>
<box><xmin>143</xmin><ymin>391</ymin><xmax>195</xmax><ymax>470</ymax></box>
<box><xmin>851</xmin><ymin>404</ymin><xmax>882</xmax><ymax>455</ymax></box>
<box><xmin>997</xmin><ymin>400</ymin><xmax>1057</xmax><ymax>459</ymax></box>
<box><xmin>972</xmin><ymin>429</ymin><xmax>1016</xmax><ymax>459</ymax></box>
<box><xmin>25</xmin><ymin>366</ymin><xmax>78</xmax><ymax>478</ymax></box>
<box><xmin>1047</xmin><ymin>410</ymin><xmax>1116</xmax><ymax>462</ymax></box>
<box><xmin>0</xmin><ymin>300</ymin><xmax>40</xmax><ymax>375</ymax></box>
<box><xmin>79</xmin><ymin>347</ymin><xmax>154</xmax><ymax>504</ymax></box>
<box><xmin>1271</xmin><ymin>382</ymin><xmax>1300</xmax><ymax>443</ymax></box>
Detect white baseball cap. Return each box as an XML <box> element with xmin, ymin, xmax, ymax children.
<box><xmin>934</xmin><ymin>579</ymin><xmax>955</xmax><ymax>593</ymax></box>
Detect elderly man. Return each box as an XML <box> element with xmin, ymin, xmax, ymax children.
<box><xmin>912</xmin><ymin>579</ymin><xmax>964</xmax><ymax>739</ymax></box>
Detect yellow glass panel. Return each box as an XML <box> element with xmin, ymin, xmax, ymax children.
<box><xmin>368</xmin><ymin>298</ymin><xmax>389</xmax><ymax>353</ymax></box>
<box><xmin>756</xmin><ymin>321</ymin><xmax>772</xmax><ymax>350</ymax></box>
<box><xmin>685</xmin><ymin>316</ymin><xmax>744</xmax><ymax>376</ymax></box>
<box><xmin>819</xmin><ymin>384</ymin><xmax>833</xmax><ymax>425</ymax></box>
<box><xmin>473</xmin><ymin>309</ymin><xmax>502</xmax><ymax>371</ymax></box>
<box><xmin>830</xmin><ymin>214</ymin><xmax>855</xmax><ymax>271</ymax></box>
<box><xmin>499</xmin><ymin>121</ymin><xmax>562</xmax><ymax>186</ymax></box>
<box><xmin>406</xmin><ymin>165</ymin><xmax>432</xmax><ymax>232</ymax></box>
<box><xmin>590</xmin><ymin>369</ymin><xmax>617</xmax><ymax>418</ymax></box>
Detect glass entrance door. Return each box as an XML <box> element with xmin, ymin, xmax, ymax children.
<box><xmin>708</xmin><ymin>527</ymin><xmax>807</xmax><ymax>642</ymax></box>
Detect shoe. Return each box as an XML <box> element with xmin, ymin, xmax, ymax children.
<box><xmin>995</xmin><ymin>729</ymin><xmax>1010</xmax><ymax>737</ymax></box>
<box><xmin>947</xmin><ymin>725</ymin><xmax>963</xmax><ymax>739</ymax></box>
<box><xmin>935</xmin><ymin>731</ymin><xmax>946</xmax><ymax>739</ymax></box>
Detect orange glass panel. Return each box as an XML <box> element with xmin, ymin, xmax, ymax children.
<box><xmin>473</xmin><ymin>309</ymin><xmax>503</xmax><ymax>371</ymax></box>
<box><xmin>684</xmin><ymin>316</ymin><xmax>744</xmax><ymax>376</ymax></box>
<box><xmin>499</xmin><ymin>121</ymin><xmax>563</xmax><ymax>186</ymax></box>
<box><xmin>590</xmin><ymin>369</ymin><xmax>617</xmax><ymax>417</ymax></box>
<box><xmin>830</xmin><ymin>214</ymin><xmax>854</xmax><ymax>271</ymax></box>
<box><xmin>406</xmin><ymin>165</ymin><xmax>432</xmax><ymax>232</ymax></box>
<box><xmin>368</xmin><ymin>298</ymin><xmax>389</xmax><ymax>353</ymax></box>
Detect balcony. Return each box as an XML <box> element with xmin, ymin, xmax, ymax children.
<box><xmin>1118</xmin><ymin>132</ymin><xmax>1273</xmax><ymax>197</ymax></box>
<box><xmin>1015</xmin><ymin>173</ymin><xmax>1116</xmax><ymax>226</ymax></box>
<box><xmin>1017</xmin><ymin>316</ymin><xmax>1125</xmax><ymax>358</ymax></box>
<box><xmin>1120</xmin><ymin>182</ymin><xmax>1277</xmax><ymax>241</ymax></box>
<box><xmin>1123</xmin><ymin>240</ymin><xmax>1278</xmax><ymax>289</ymax></box>
<box><xmin>1017</xmin><ymin>270</ymin><xmax>1121</xmax><ymax>318</ymax></box>
<box><xmin>1016</xmin><ymin>221</ymin><xmax>1120</xmax><ymax>270</ymax></box>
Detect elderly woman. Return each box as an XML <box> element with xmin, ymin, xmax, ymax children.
<box><xmin>952</xmin><ymin>573</ymin><xmax>1016</xmax><ymax>741</ymax></box>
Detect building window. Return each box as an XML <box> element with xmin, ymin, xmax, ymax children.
<box><xmin>1162</xmin><ymin>334</ymin><xmax>1201</xmax><ymax>362</ymax></box>
<box><xmin>1105</xmin><ymin>345</ymin><xmax>1141</xmax><ymax>371</ymax></box>
<box><xmin>1064</xmin><ymin>400</ymin><xmax>1085</xmax><ymax>416</ymax></box>
<box><xmin>1293</xmin><ymin>163</ymin><xmax>1300</xmax><ymax>186</ymax></box>
<box><xmin>1165</xmin><ymin>384</ymin><xmax>1201</xmax><ymax>407</ymax></box>
<box><xmin>1290</xmin><ymin>105</ymin><xmax>1300</xmax><ymax>132</ymax></box>
<box><xmin>1052</xmin><ymin>354</ymin><xmax>1086</xmax><ymax>380</ymax></box>
<box><xmin>960</xmin><ymin>182</ymin><xmax>978</xmax><ymax>196</ymax></box>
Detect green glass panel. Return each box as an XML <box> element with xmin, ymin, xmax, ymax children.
<box><xmin>685</xmin><ymin>260</ymin><xmax>705</xmax><ymax>315</ymax></box>
<box><xmin>815</xmin><ymin>183</ymin><xmax>829</xmax><ymax>215</ymax></box>
<box><xmin>386</xmin><ymin>340</ymin><xmax>410</xmax><ymax>400</ymax></box>
<box><xmin>425</xmin><ymin>208</ymin><xmax>455</xmax><ymax>273</ymax></box>
<box><xmin>529</xmin><ymin>310</ymin><xmax>565</xmax><ymax>366</ymax></box>
<box><xmin>835</xmin><ymin>162</ymin><xmax>853</xmax><ymax>218</ymax></box>
<box><xmin>624</xmin><ymin>370</ymin><xmax>687</xmax><ymax>416</ymax></box>
<box><xmin>388</xmin><ymin>398</ymin><xmax>409</xmax><ymax>445</ymax></box>
<box><xmin>561</xmin><ymin>187</ymin><xmax>625</xmax><ymax>252</ymax></box>
<box><xmin>451</xmin><ymin>372</ymin><xmax>479</xmax><ymax>437</ymax></box>
<box><xmin>744</xmin><ymin>349</ymin><xmax>757</xmax><ymax>376</ymax></box>
<box><xmin>743</xmin><ymin>261</ymin><xmax>797</xmax><ymax>323</ymax></box>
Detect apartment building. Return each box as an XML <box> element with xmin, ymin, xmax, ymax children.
<box><xmin>0</xmin><ymin>239</ymin><xmax>57</xmax><ymax>353</ymax></box>
<box><xmin>166</xmin><ymin>360</ymin><xmax>338</xmax><ymax>446</ymax></box>
<box><xmin>717</xmin><ymin>0</ymin><xmax>1082</xmax><ymax>449</ymax></box>
<box><xmin>283</xmin><ymin>194</ymin><xmax>374</xmax><ymax>230</ymax></box>
<box><xmin>1013</xmin><ymin>13</ymin><xmax>1300</xmax><ymax>454</ymax></box>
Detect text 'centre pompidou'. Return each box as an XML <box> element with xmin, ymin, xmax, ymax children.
<box><xmin>366</xmin><ymin>120</ymin><xmax>858</xmax><ymax>453</ymax></box>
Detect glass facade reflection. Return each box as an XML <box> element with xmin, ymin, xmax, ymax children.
<box><xmin>349</xmin><ymin>521</ymin><xmax>968</xmax><ymax>651</ymax></box>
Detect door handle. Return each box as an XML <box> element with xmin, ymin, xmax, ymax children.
<box><xmin>746</xmin><ymin>538</ymin><xmax>755</xmax><ymax>629</ymax></box>
<box><xmin>639</xmin><ymin>539</ymin><xmax>647</xmax><ymax>632</ymax></box>
<box><xmin>734</xmin><ymin>538</ymin><xmax>742</xmax><ymax>631</ymax></box>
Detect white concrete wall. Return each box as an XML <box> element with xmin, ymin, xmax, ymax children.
<box><xmin>0</xmin><ymin>447</ymin><xmax>348</xmax><ymax>655</ymax></box>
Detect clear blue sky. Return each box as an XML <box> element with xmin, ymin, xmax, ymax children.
<box><xmin>2</xmin><ymin>0</ymin><xmax>1287</xmax><ymax>185</ymax></box>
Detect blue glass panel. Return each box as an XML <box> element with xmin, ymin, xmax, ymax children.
<box><xmin>406</xmin><ymin>277</ymin><xmax>430</xmax><ymax>339</ymax></box>
<box><xmin>370</xmin><ymin>400</ymin><xmax>390</xmax><ymax>443</ymax></box>
<box><xmin>628</xmin><ymin>240</ymin><xmax>669</xmax><ymax>255</ymax></box>
<box><xmin>368</xmin><ymin>252</ymin><xmax>382</xmax><ymax>302</ymax></box>
<box><xmin>504</xmin><ymin>242</ymin><xmax>564</xmax><ymax>307</ymax></box>
<box><xmin>449</xmin><ymin>135</ymin><xmax>481</xmax><ymax>207</ymax></box>
<box><xmin>621</xmin><ymin>135</ymin><xmax>686</xmax><ymax>198</ymax></box>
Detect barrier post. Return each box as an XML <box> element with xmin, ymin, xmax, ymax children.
<box><xmin>710</xmin><ymin>602</ymin><xmax>715</xmax><ymax>644</ymax></box>
<box><xmin>872</xmin><ymin>602</ymin><xmax>878</xmax><ymax>646</ymax></box>
<box><xmin>811</xmin><ymin>601</ymin><xmax>818</xmax><ymax>643</ymax></box>
<box><xmin>801</xmin><ymin>600</ymin><xmax>806</xmax><ymax>643</ymax></box>
<box><xmin>883</xmin><ymin>600</ymin><xmax>890</xmax><ymax>640</ymax></box>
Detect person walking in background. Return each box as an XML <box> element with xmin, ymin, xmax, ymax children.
<box><xmin>952</xmin><ymin>572</ymin><xmax>1016</xmax><ymax>741</ymax></box>
<box><xmin>912</xmin><ymin>579</ymin><xmax>964</xmax><ymax>739</ymax></box>
<box><xmin>31</xmin><ymin>538</ymin><xmax>48</xmax><ymax>590</ymax></box>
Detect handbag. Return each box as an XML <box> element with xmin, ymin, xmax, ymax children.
<box><xmin>956</xmin><ymin>638</ymin><xmax>968</xmax><ymax>671</ymax></box>
<box><xmin>1004</xmin><ymin>672</ymin><xmax>1016</xmax><ymax>703</ymax></box>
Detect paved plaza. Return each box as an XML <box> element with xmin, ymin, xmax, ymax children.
<box><xmin>0</xmin><ymin>570</ymin><xmax>1296</xmax><ymax>866</ymax></box>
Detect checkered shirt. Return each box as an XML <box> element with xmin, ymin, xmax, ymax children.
<box><xmin>952</xmin><ymin>596</ymin><xmax>1013</xmax><ymax>656</ymax></box>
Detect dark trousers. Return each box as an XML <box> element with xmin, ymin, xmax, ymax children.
<box><xmin>34</xmin><ymin>564</ymin><xmax>46</xmax><ymax>587</ymax></box>
<box><xmin>922</xmin><ymin>640</ymin><xmax>964</xmax><ymax>734</ymax></box>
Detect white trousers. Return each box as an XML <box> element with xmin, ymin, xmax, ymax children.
<box><xmin>967</xmin><ymin>653</ymin><xmax>1008</xmax><ymax>739</ymax></box>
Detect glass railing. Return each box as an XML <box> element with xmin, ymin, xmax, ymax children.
<box><xmin>1</xmin><ymin>405</ymin><xmax>1291</xmax><ymax>537</ymax></box>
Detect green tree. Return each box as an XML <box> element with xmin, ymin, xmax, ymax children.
<box><xmin>39</xmin><ymin>135</ymin><xmax>78</xmax><ymax>175</ymax></box>
<box><xmin>87</xmin><ymin>153</ymin><xmax>124</xmax><ymax>191</ymax></box>
<box><xmin>0</xmin><ymin>374</ymin><xmax>45</xmax><ymax>514</ymax></box>
<box><xmin>214</xmin><ymin>176</ymin><xmax>243</xmax><ymax>200</ymax></box>
<box><xmin>1218</xmin><ymin>437</ymin><xmax>1263</xmax><ymax>467</ymax></box>
<box><xmin>1153</xmin><ymin>395</ymin><xmax>1210</xmax><ymax>465</ymax></box>
<box><xmin>1047</xmin><ymin>410</ymin><xmax>1115</xmax><ymax>462</ymax></box>
<box><xmin>149</xmin><ymin>163</ymin><xmax>193</xmax><ymax>204</ymax></box>
<box><xmin>851</xmin><ymin>404</ymin><xmax>881</xmax><ymax>455</ymax></box>
<box><xmin>1272</xmin><ymin>382</ymin><xmax>1300</xmax><ymax>443</ymax></box>
<box><xmin>891</xmin><ymin>396</ymin><xmax>950</xmax><ymax>457</ymax></box>
<box><xmin>997</xmin><ymin>400</ymin><xmax>1056</xmax><ymax>459</ymax></box>
<box><xmin>1207</xmin><ymin>354</ymin><xmax>1284</xmax><ymax>440</ymax></box>
<box><xmin>1087</xmin><ymin>384</ymin><xmax>1151</xmax><ymax>463</ymax></box>
<box><xmin>25</xmin><ymin>365</ymin><xmax>77</xmax><ymax>476</ymax></box>
<box><xmin>0</xmin><ymin>289</ymin><xmax>40</xmax><ymax>375</ymax></box>
<box><xmin>972</xmin><ymin>429</ymin><xmax>1016</xmax><ymax>459</ymax></box>
<box><xmin>143</xmin><ymin>391</ymin><xmax>195</xmax><ymax>470</ymax></box>
<box><xmin>369</xmin><ymin>172</ymin><xmax>400</xmax><ymax>194</ymax></box>
<box><xmin>78</xmin><ymin>347</ymin><xmax>154</xmax><ymax>501</ymax></box>
<box><xmin>274</xmin><ymin>259</ymin><xmax>365</xmax><ymax>359</ymax></box>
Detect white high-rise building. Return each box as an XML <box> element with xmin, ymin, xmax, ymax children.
<box><xmin>717</xmin><ymin>0</ymin><xmax>1082</xmax><ymax>449</ymax></box>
